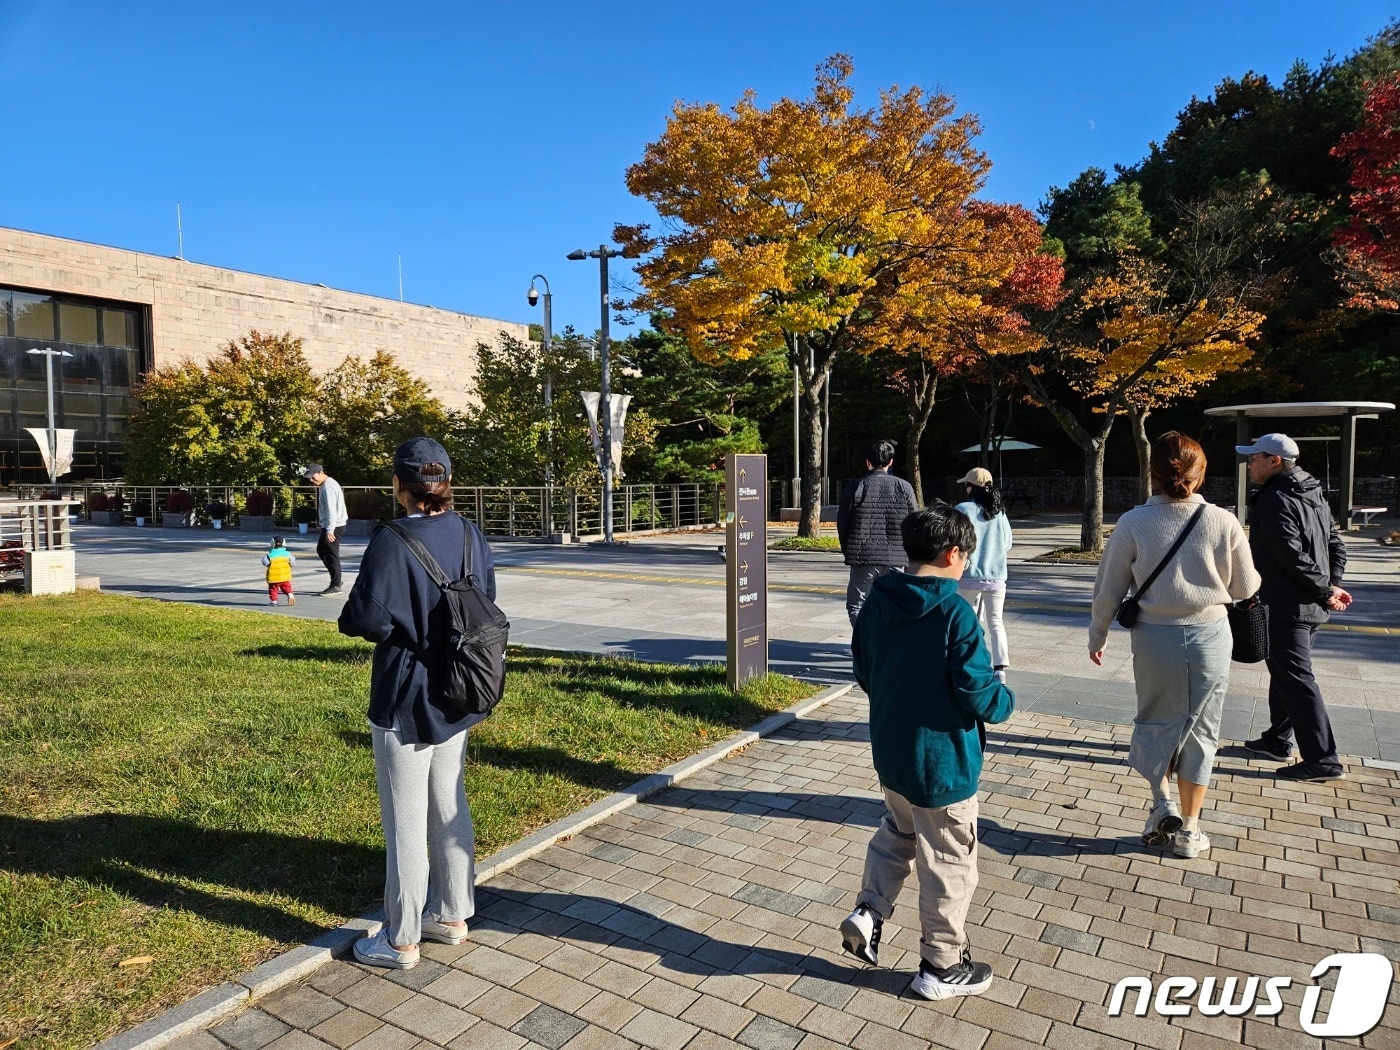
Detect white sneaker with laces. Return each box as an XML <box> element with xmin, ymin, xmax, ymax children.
<box><xmin>353</xmin><ymin>929</ymin><xmax>419</xmax><ymax>969</ymax></box>
<box><xmin>839</xmin><ymin>904</ymin><xmax>882</xmax><ymax>966</ymax></box>
<box><xmin>1173</xmin><ymin>828</ymin><xmax>1211</xmax><ymax>859</ymax></box>
<box><xmin>1141</xmin><ymin>799</ymin><xmax>1183</xmax><ymax>847</ymax></box>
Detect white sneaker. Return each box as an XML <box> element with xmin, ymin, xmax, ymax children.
<box><xmin>1142</xmin><ymin>799</ymin><xmax>1183</xmax><ymax>847</ymax></box>
<box><xmin>1173</xmin><ymin>828</ymin><xmax>1211</xmax><ymax>859</ymax></box>
<box><xmin>421</xmin><ymin>916</ymin><xmax>469</xmax><ymax>945</ymax></box>
<box><xmin>352</xmin><ymin>930</ymin><xmax>419</xmax><ymax>969</ymax></box>
<box><xmin>839</xmin><ymin>904</ymin><xmax>882</xmax><ymax>966</ymax></box>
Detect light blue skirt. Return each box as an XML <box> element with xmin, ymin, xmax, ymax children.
<box><xmin>1128</xmin><ymin>618</ymin><xmax>1233</xmax><ymax>786</ymax></box>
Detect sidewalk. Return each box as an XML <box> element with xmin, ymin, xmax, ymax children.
<box><xmin>175</xmin><ymin>690</ymin><xmax>1399</xmax><ymax>1050</ymax></box>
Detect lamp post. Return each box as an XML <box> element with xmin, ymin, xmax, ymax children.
<box><xmin>567</xmin><ymin>244</ymin><xmax>624</xmax><ymax>543</ymax></box>
<box><xmin>527</xmin><ymin>274</ymin><xmax>554</xmax><ymax>485</ymax></box>
<box><xmin>26</xmin><ymin>347</ymin><xmax>73</xmax><ymax>484</ymax></box>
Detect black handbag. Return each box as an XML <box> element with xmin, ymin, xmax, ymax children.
<box><xmin>1115</xmin><ymin>505</ymin><xmax>1207</xmax><ymax>629</ymax></box>
<box><xmin>1227</xmin><ymin>596</ymin><xmax>1270</xmax><ymax>663</ymax></box>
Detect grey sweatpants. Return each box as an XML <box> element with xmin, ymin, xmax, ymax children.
<box><xmin>857</xmin><ymin>786</ymin><xmax>979</xmax><ymax>968</ymax></box>
<box><xmin>372</xmin><ymin>726</ymin><xmax>477</xmax><ymax>947</ymax></box>
<box><xmin>847</xmin><ymin>564</ymin><xmax>899</xmax><ymax>625</ymax></box>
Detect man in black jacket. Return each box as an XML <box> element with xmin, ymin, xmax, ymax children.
<box><xmin>1237</xmin><ymin>433</ymin><xmax>1351</xmax><ymax>782</ymax></box>
<box><xmin>837</xmin><ymin>440</ymin><xmax>919</xmax><ymax>626</ymax></box>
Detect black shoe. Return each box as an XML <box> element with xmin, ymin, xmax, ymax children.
<box><xmin>1276</xmin><ymin>760</ymin><xmax>1344</xmax><ymax>782</ymax></box>
<box><xmin>318</xmin><ymin>585</ymin><xmax>344</xmax><ymax>596</ymax></box>
<box><xmin>1245</xmin><ymin>737</ymin><xmax>1292</xmax><ymax>762</ymax></box>
<box><xmin>839</xmin><ymin>904</ymin><xmax>882</xmax><ymax>966</ymax></box>
<box><xmin>910</xmin><ymin>947</ymin><xmax>993</xmax><ymax>1000</ymax></box>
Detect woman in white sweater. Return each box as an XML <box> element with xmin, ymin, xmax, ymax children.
<box><xmin>1088</xmin><ymin>432</ymin><xmax>1260</xmax><ymax>859</ymax></box>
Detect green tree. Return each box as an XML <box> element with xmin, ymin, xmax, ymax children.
<box><xmin>313</xmin><ymin>350</ymin><xmax>453</xmax><ymax>484</ymax></box>
<box><xmin>125</xmin><ymin>331</ymin><xmax>316</xmax><ymax>484</ymax></box>
<box><xmin>615</xmin><ymin>318</ymin><xmax>790</xmax><ymax>483</ymax></box>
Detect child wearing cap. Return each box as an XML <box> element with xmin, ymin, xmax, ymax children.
<box><xmin>263</xmin><ymin>536</ymin><xmax>296</xmax><ymax>606</ymax></box>
<box><xmin>953</xmin><ymin>467</ymin><xmax>1013</xmax><ymax>682</ymax></box>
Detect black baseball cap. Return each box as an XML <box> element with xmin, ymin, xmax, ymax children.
<box><xmin>393</xmin><ymin>437</ymin><xmax>452</xmax><ymax>482</ymax></box>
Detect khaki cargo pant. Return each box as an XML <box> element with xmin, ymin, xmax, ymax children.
<box><xmin>857</xmin><ymin>785</ymin><xmax>979</xmax><ymax>969</ymax></box>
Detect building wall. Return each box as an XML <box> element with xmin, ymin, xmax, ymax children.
<box><xmin>0</xmin><ymin>226</ymin><xmax>527</xmax><ymax>410</ymax></box>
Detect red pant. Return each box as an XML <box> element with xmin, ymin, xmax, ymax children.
<box><xmin>268</xmin><ymin>581</ymin><xmax>294</xmax><ymax>601</ymax></box>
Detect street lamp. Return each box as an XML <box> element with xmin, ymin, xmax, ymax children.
<box><xmin>527</xmin><ymin>274</ymin><xmax>554</xmax><ymax>486</ymax></box>
<box><xmin>567</xmin><ymin>244</ymin><xmax>624</xmax><ymax>543</ymax></box>
<box><xmin>26</xmin><ymin>346</ymin><xmax>73</xmax><ymax>484</ymax></box>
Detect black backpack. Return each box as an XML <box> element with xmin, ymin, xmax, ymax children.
<box><xmin>382</xmin><ymin>518</ymin><xmax>509</xmax><ymax>716</ymax></box>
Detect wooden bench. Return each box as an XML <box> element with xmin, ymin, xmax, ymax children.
<box><xmin>1351</xmin><ymin>506</ymin><xmax>1388</xmax><ymax>526</ymax></box>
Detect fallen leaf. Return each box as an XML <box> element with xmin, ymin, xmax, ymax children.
<box><xmin>119</xmin><ymin>955</ymin><xmax>155</xmax><ymax>967</ymax></box>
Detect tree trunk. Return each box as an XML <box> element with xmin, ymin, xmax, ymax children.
<box><xmin>799</xmin><ymin>372</ymin><xmax>827</xmax><ymax>537</ymax></box>
<box><xmin>1126</xmin><ymin>402</ymin><xmax>1152</xmax><ymax>506</ymax></box>
<box><xmin>904</xmin><ymin>364</ymin><xmax>937</xmax><ymax>507</ymax></box>
<box><xmin>1082</xmin><ymin>439</ymin><xmax>1108</xmax><ymax>553</ymax></box>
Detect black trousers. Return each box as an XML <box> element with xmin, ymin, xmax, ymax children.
<box><xmin>316</xmin><ymin>528</ymin><xmax>342</xmax><ymax>588</ymax></box>
<box><xmin>1262</xmin><ymin>617</ymin><xmax>1339</xmax><ymax>767</ymax></box>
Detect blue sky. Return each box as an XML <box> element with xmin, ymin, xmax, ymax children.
<box><xmin>0</xmin><ymin>1</ymin><xmax>1394</xmax><ymax>336</ymax></box>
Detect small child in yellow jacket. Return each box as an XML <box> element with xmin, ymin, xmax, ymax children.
<box><xmin>263</xmin><ymin>536</ymin><xmax>296</xmax><ymax>606</ymax></box>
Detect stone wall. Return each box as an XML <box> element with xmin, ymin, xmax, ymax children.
<box><xmin>0</xmin><ymin>226</ymin><xmax>528</xmax><ymax>410</ymax></box>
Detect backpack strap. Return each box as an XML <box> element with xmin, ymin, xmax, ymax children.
<box><xmin>382</xmin><ymin>520</ymin><xmax>451</xmax><ymax>590</ymax></box>
<box><xmin>461</xmin><ymin>516</ymin><xmax>474</xmax><ymax>584</ymax></box>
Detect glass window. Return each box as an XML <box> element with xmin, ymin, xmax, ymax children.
<box><xmin>13</xmin><ymin>294</ymin><xmax>53</xmax><ymax>340</ymax></box>
<box><xmin>108</xmin><ymin>346</ymin><xmax>132</xmax><ymax>388</ymax></box>
<box><xmin>61</xmin><ymin>346</ymin><xmax>103</xmax><ymax>386</ymax></box>
<box><xmin>0</xmin><ymin>290</ymin><xmax>10</xmax><ymax>337</ymax></box>
<box><xmin>58</xmin><ymin>303</ymin><xmax>99</xmax><ymax>345</ymax></box>
<box><xmin>102</xmin><ymin>308</ymin><xmax>135</xmax><ymax>348</ymax></box>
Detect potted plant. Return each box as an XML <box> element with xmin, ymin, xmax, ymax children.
<box><xmin>293</xmin><ymin>504</ymin><xmax>318</xmax><ymax>535</ymax></box>
<box><xmin>133</xmin><ymin>499</ymin><xmax>152</xmax><ymax>527</ymax></box>
<box><xmin>240</xmin><ymin>489</ymin><xmax>276</xmax><ymax>532</ymax></box>
<box><xmin>205</xmin><ymin>499</ymin><xmax>230</xmax><ymax>530</ymax></box>
<box><xmin>163</xmin><ymin>490</ymin><xmax>195</xmax><ymax>528</ymax></box>
<box><xmin>344</xmin><ymin>490</ymin><xmax>384</xmax><ymax>536</ymax></box>
<box><xmin>87</xmin><ymin>491</ymin><xmax>125</xmax><ymax>526</ymax></box>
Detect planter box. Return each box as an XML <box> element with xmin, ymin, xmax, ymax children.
<box><xmin>89</xmin><ymin>511</ymin><xmax>125</xmax><ymax>526</ymax></box>
<box><xmin>239</xmin><ymin>515</ymin><xmax>276</xmax><ymax>532</ymax></box>
<box><xmin>162</xmin><ymin>512</ymin><xmax>194</xmax><ymax>528</ymax></box>
<box><xmin>344</xmin><ymin>518</ymin><xmax>379</xmax><ymax>537</ymax></box>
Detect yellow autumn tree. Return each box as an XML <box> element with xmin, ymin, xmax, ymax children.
<box><xmin>1022</xmin><ymin>254</ymin><xmax>1262</xmax><ymax>550</ymax></box>
<box><xmin>616</xmin><ymin>55</ymin><xmax>989</xmax><ymax>534</ymax></box>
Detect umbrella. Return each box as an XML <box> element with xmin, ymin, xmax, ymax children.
<box><xmin>960</xmin><ymin>438</ymin><xmax>1040</xmax><ymax>453</ymax></box>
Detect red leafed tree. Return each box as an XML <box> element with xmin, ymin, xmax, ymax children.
<box><xmin>952</xmin><ymin>205</ymin><xmax>1067</xmax><ymax>471</ymax></box>
<box><xmin>1332</xmin><ymin>73</ymin><xmax>1400</xmax><ymax>309</ymax></box>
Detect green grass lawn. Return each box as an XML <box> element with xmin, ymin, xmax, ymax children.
<box><xmin>0</xmin><ymin>593</ymin><xmax>817</xmax><ymax>1050</ymax></box>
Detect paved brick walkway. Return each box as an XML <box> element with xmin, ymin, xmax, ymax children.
<box><xmin>175</xmin><ymin>693</ymin><xmax>1399</xmax><ymax>1050</ymax></box>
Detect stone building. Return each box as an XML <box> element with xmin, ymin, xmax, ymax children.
<box><xmin>0</xmin><ymin>225</ymin><xmax>527</xmax><ymax>481</ymax></box>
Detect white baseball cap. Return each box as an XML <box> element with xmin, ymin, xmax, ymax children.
<box><xmin>1235</xmin><ymin>433</ymin><xmax>1300</xmax><ymax>460</ymax></box>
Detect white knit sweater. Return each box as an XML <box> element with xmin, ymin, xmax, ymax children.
<box><xmin>1088</xmin><ymin>494</ymin><xmax>1262</xmax><ymax>652</ymax></box>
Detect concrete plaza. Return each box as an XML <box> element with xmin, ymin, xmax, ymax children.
<box><xmin>68</xmin><ymin>513</ymin><xmax>1400</xmax><ymax>1049</ymax></box>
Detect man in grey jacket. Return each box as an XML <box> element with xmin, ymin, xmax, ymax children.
<box><xmin>1237</xmin><ymin>433</ymin><xmax>1351</xmax><ymax>781</ymax></box>
<box><xmin>303</xmin><ymin>463</ymin><xmax>349</xmax><ymax>596</ymax></box>
<box><xmin>837</xmin><ymin>440</ymin><xmax>919</xmax><ymax>626</ymax></box>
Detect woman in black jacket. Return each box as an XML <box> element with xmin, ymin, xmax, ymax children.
<box><xmin>338</xmin><ymin>437</ymin><xmax>497</xmax><ymax>969</ymax></box>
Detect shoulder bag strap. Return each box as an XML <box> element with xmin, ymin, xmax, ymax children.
<box><xmin>460</xmin><ymin>515</ymin><xmax>475</xmax><ymax>585</ymax></box>
<box><xmin>1132</xmin><ymin>504</ymin><xmax>1208</xmax><ymax>602</ymax></box>
<box><xmin>382</xmin><ymin>520</ymin><xmax>451</xmax><ymax>590</ymax></box>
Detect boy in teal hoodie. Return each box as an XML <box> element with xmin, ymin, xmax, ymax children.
<box><xmin>840</xmin><ymin>505</ymin><xmax>1015</xmax><ymax>1001</ymax></box>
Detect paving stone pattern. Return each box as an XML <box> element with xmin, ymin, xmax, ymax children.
<box><xmin>189</xmin><ymin>693</ymin><xmax>1400</xmax><ymax>1050</ymax></box>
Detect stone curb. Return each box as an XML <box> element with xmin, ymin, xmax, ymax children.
<box><xmin>95</xmin><ymin>680</ymin><xmax>852</xmax><ymax>1050</ymax></box>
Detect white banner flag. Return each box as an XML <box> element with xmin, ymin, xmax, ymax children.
<box><xmin>580</xmin><ymin>393</ymin><xmax>632</xmax><ymax>477</ymax></box>
<box><xmin>26</xmin><ymin>427</ymin><xmax>76</xmax><ymax>479</ymax></box>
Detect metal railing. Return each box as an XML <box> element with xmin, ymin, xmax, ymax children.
<box><xmin>3</xmin><ymin>481</ymin><xmax>725</xmax><ymax>539</ymax></box>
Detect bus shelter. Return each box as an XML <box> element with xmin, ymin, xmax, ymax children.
<box><xmin>1204</xmin><ymin>401</ymin><xmax>1395</xmax><ymax>529</ymax></box>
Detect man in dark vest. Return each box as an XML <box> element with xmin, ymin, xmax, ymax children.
<box><xmin>837</xmin><ymin>439</ymin><xmax>920</xmax><ymax>626</ymax></box>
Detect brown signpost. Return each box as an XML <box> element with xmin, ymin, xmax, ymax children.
<box><xmin>726</xmin><ymin>453</ymin><xmax>768</xmax><ymax>690</ymax></box>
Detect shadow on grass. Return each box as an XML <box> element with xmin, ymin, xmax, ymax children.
<box><xmin>239</xmin><ymin>644</ymin><xmax>371</xmax><ymax>664</ymax></box>
<box><xmin>0</xmin><ymin>813</ymin><xmax>381</xmax><ymax>943</ymax></box>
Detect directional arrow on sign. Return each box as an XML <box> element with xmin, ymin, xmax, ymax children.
<box><xmin>739</xmin><ymin>516</ymin><xmax>748</xmax><ymax>528</ymax></box>
<box><xmin>739</xmin><ymin>468</ymin><xmax>747</xmax><ymax>482</ymax></box>
<box><xmin>740</xmin><ymin>561</ymin><xmax>749</xmax><ymax>573</ymax></box>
